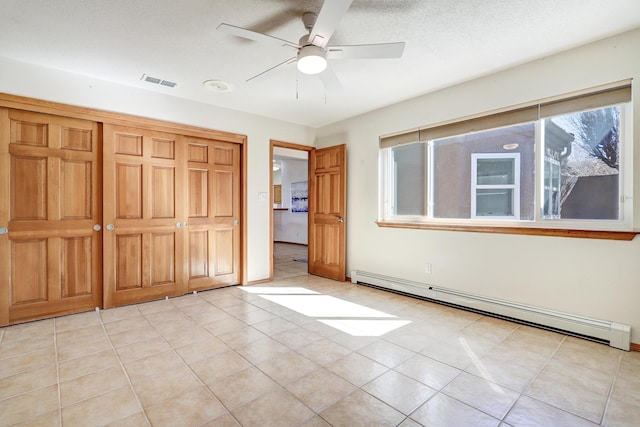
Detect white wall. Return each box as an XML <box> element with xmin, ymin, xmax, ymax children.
<box><xmin>274</xmin><ymin>159</ymin><xmax>309</xmax><ymax>244</ymax></box>
<box><xmin>315</xmin><ymin>28</ymin><xmax>640</xmax><ymax>343</ymax></box>
<box><xmin>0</xmin><ymin>56</ymin><xmax>315</xmax><ymax>283</ymax></box>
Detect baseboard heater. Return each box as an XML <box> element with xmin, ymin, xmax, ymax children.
<box><xmin>351</xmin><ymin>270</ymin><xmax>631</xmax><ymax>351</ymax></box>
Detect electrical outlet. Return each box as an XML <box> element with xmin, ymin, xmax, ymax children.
<box><xmin>258</xmin><ymin>192</ymin><xmax>268</xmax><ymax>201</ymax></box>
<box><xmin>425</xmin><ymin>263</ymin><xmax>432</xmax><ymax>274</ymax></box>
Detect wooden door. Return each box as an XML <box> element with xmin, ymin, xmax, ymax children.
<box><xmin>308</xmin><ymin>144</ymin><xmax>346</xmax><ymax>281</ymax></box>
<box><xmin>184</xmin><ymin>137</ymin><xmax>241</xmax><ymax>291</ymax></box>
<box><xmin>0</xmin><ymin>109</ymin><xmax>102</xmax><ymax>325</ymax></box>
<box><xmin>103</xmin><ymin>124</ymin><xmax>183</xmax><ymax>307</ymax></box>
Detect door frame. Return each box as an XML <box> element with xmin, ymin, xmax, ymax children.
<box><xmin>269</xmin><ymin>140</ymin><xmax>313</xmax><ymax>280</ymax></box>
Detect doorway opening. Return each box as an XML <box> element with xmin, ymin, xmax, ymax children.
<box><xmin>270</xmin><ymin>141</ymin><xmax>312</xmax><ymax>280</ymax></box>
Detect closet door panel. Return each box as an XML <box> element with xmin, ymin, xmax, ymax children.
<box><xmin>214</xmin><ymin>228</ymin><xmax>234</xmax><ymax>276</ymax></box>
<box><xmin>115</xmin><ymin>163</ymin><xmax>143</xmax><ymax>219</ymax></box>
<box><xmin>11</xmin><ymin>238</ymin><xmax>48</xmax><ymax>304</ymax></box>
<box><xmin>151</xmin><ymin>166</ymin><xmax>175</xmax><ymax>218</ymax></box>
<box><xmin>61</xmin><ymin>236</ymin><xmax>92</xmax><ymax>297</ymax></box>
<box><xmin>115</xmin><ymin>233</ymin><xmax>143</xmax><ymax>291</ymax></box>
<box><xmin>184</xmin><ymin>137</ymin><xmax>240</xmax><ymax>291</ymax></box>
<box><xmin>188</xmin><ymin>169</ymin><xmax>208</xmax><ymax>218</ymax></box>
<box><xmin>103</xmin><ymin>124</ymin><xmax>183</xmax><ymax>307</ymax></box>
<box><xmin>0</xmin><ymin>109</ymin><xmax>101</xmax><ymax>326</ymax></box>
<box><xmin>61</xmin><ymin>160</ymin><xmax>92</xmax><ymax>219</ymax></box>
<box><xmin>11</xmin><ymin>155</ymin><xmax>47</xmax><ymax>220</ymax></box>
<box><xmin>150</xmin><ymin>232</ymin><xmax>175</xmax><ymax>286</ymax></box>
<box><xmin>188</xmin><ymin>230</ymin><xmax>209</xmax><ymax>280</ymax></box>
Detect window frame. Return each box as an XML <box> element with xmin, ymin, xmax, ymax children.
<box><xmin>542</xmin><ymin>145</ymin><xmax>561</xmax><ymax>220</ymax></box>
<box><xmin>377</xmin><ymin>82</ymin><xmax>635</xmax><ymax>240</ymax></box>
<box><xmin>471</xmin><ymin>153</ymin><xmax>521</xmax><ymax>220</ymax></box>
<box><xmin>380</xmin><ymin>141</ymin><xmax>429</xmax><ymax>222</ymax></box>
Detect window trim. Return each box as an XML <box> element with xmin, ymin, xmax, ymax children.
<box><xmin>375</xmin><ymin>220</ymin><xmax>637</xmax><ymax>241</ymax></box>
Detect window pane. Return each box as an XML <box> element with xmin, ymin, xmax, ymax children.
<box><xmin>432</xmin><ymin>123</ymin><xmax>535</xmax><ymax>219</ymax></box>
<box><xmin>476</xmin><ymin>158</ymin><xmax>515</xmax><ymax>185</ymax></box>
<box><xmin>476</xmin><ymin>189</ymin><xmax>513</xmax><ymax>216</ymax></box>
<box><xmin>392</xmin><ymin>142</ymin><xmax>425</xmax><ymax>215</ymax></box>
<box><xmin>544</xmin><ymin>106</ymin><xmax>620</xmax><ymax>220</ymax></box>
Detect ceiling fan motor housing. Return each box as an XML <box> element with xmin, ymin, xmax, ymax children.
<box><xmin>297</xmin><ymin>45</ymin><xmax>327</xmax><ymax>74</ymax></box>
<box><xmin>302</xmin><ymin>12</ymin><xmax>318</xmax><ymax>31</ymax></box>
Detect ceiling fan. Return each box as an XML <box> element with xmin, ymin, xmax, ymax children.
<box><xmin>217</xmin><ymin>0</ymin><xmax>405</xmax><ymax>89</ymax></box>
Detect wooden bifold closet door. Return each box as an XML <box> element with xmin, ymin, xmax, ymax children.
<box><xmin>184</xmin><ymin>136</ymin><xmax>240</xmax><ymax>292</ymax></box>
<box><xmin>0</xmin><ymin>111</ymin><xmax>242</xmax><ymax>324</ymax></box>
<box><xmin>102</xmin><ymin>124</ymin><xmax>184</xmax><ymax>307</ymax></box>
<box><xmin>0</xmin><ymin>109</ymin><xmax>102</xmax><ymax>325</ymax></box>
<box><xmin>102</xmin><ymin>125</ymin><xmax>241</xmax><ymax>308</ymax></box>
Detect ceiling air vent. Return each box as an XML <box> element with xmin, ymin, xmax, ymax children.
<box><xmin>141</xmin><ymin>74</ymin><xmax>177</xmax><ymax>88</ymax></box>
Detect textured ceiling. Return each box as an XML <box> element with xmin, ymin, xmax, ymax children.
<box><xmin>2</xmin><ymin>0</ymin><xmax>640</xmax><ymax>128</ymax></box>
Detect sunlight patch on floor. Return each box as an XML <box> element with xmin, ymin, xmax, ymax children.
<box><xmin>261</xmin><ymin>295</ymin><xmax>395</xmax><ymax>318</ymax></box>
<box><xmin>240</xmin><ymin>286</ymin><xmax>411</xmax><ymax>337</ymax></box>
<box><xmin>319</xmin><ymin>319</ymin><xmax>412</xmax><ymax>337</ymax></box>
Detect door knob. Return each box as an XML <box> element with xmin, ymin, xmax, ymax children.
<box><xmin>0</xmin><ymin>227</ymin><xmax>7</xmax><ymax>235</ymax></box>
<box><xmin>337</xmin><ymin>217</ymin><xmax>344</xmax><ymax>223</ymax></box>
<box><xmin>106</xmin><ymin>224</ymin><xmax>115</xmax><ymax>231</ymax></box>
<box><xmin>93</xmin><ymin>224</ymin><xmax>102</xmax><ymax>231</ymax></box>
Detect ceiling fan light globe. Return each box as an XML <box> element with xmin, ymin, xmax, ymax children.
<box><xmin>297</xmin><ymin>45</ymin><xmax>327</xmax><ymax>75</ymax></box>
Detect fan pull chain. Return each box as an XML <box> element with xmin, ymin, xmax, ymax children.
<box><xmin>324</xmin><ymin>82</ymin><xmax>327</xmax><ymax>105</ymax></box>
<box><xmin>296</xmin><ymin>72</ymin><xmax>299</xmax><ymax>100</ymax></box>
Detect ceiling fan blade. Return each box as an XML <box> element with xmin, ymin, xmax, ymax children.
<box><xmin>246</xmin><ymin>57</ymin><xmax>297</xmax><ymax>83</ymax></box>
<box><xmin>217</xmin><ymin>23</ymin><xmax>298</xmax><ymax>49</ymax></box>
<box><xmin>307</xmin><ymin>0</ymin><xmax>354</xmax><ymax>48</ymax></box>
<box><xmin>317</xmin><ymin>66</ymin><xmax>342</xmax><ymax>92</ymax></box>
<box><xmin>327</xmin><ymin>42</ymin><xmax>405</xmax><ymax>60</ymax></box>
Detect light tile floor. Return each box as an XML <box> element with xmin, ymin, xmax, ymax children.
<box><xmin>273</xmin><ymin>242</ymin><xmax>308</xmax><ymax>280</ymax></box>
<box><xmin>1</xmin><ymin>257</ymin><xmax>639</xmax><ymax>426</ymax></box>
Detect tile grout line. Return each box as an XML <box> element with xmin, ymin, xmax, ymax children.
<box><xmin>211</xmin><ymin>283</ymin><xmax>366</xmax><ymax>425</ymax></box>
<box><xmin>468</xmin><ymin>323</ymin><xmax>537</xmax><ymax>423</ymax></box>
<box><xmin>98</xmin><ymin>305</ymin><xmax>153</xmax><ymax>427</ymax></box>
<box><xmin>599</xmin><ymin>350</ymin><xmax>624</xmax><ymax>425</ymax></box>
<box><xmin>143</xmin><ymin>294</ymin><xmax>246</xmax><ymax>426</ymax></box>
<box><xmin>403</xmin><ymin>324</ymin><xmax>560</xmax><ymax>425</ymax></box>
<box><xmin>516</xmin><ymin>333</ymin><xmax>566</xmax><ymax>396</ymax></box>
<box><xmin>212</xmin><ymin>285</ymin><xmax>356</xmax><ymax>425</ymax></box>
<box><xmin>505</xmin><ymin>334</ymin><xmax>607</xmax><ymax>425</ymax></box>
<box><xmin>300</xmin><ymin>281</ymin><xmax>432</xmax><ymax>421</ymax></box>
<box><xmin>218</xmin><ymin>300</ymin><xmax>324</xmax><ymax>426</ymax></box>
